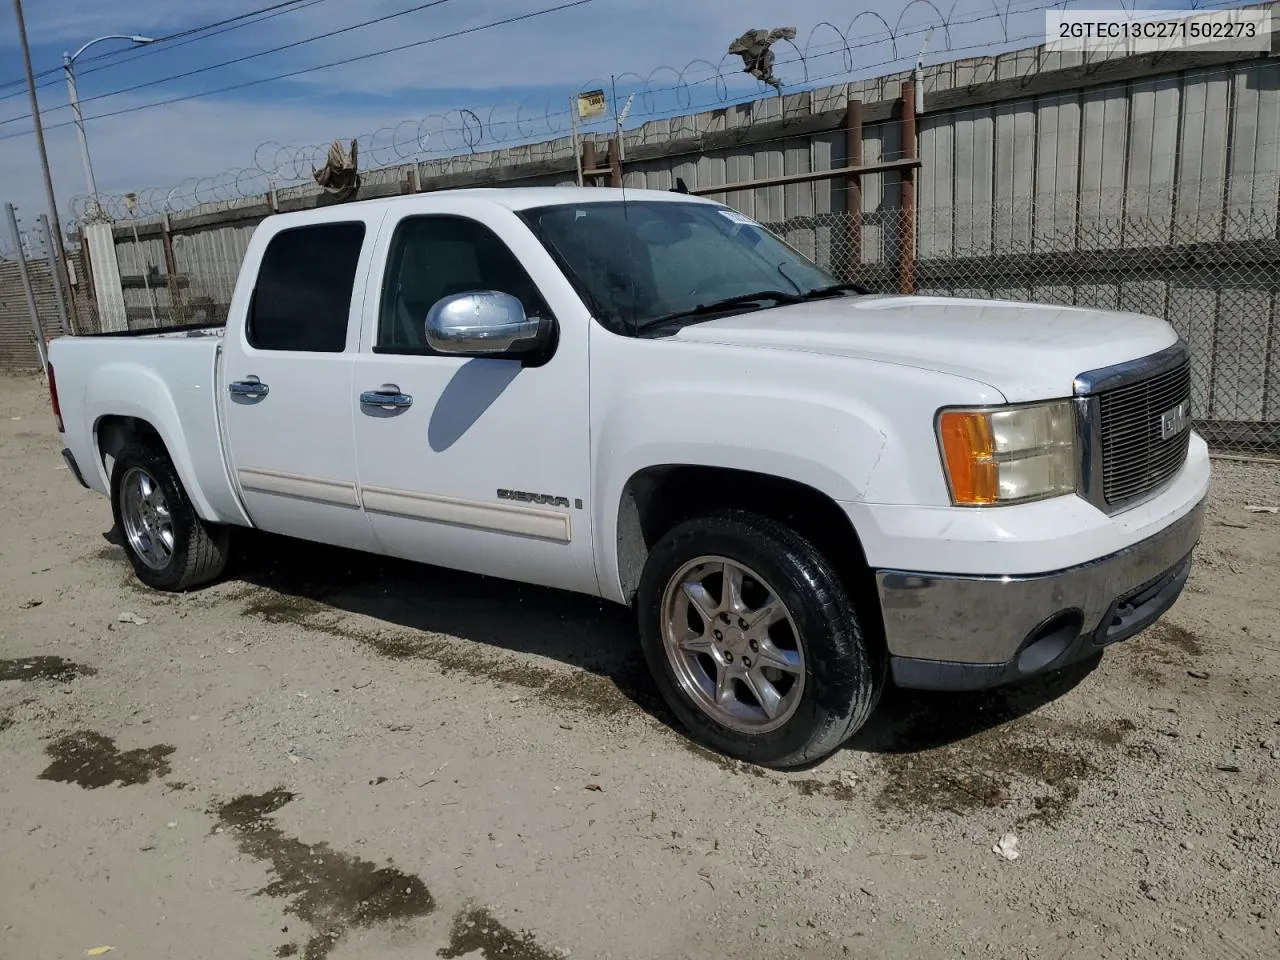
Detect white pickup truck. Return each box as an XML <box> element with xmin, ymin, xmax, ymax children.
<box><xmin>48</xmin><ymin>186</ymin><xmax>1209</xmax><ymax>767</ymax></box>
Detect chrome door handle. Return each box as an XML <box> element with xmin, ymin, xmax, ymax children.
<box><xmin>229</xmin><ymin>377</ymin><xmax>269</xmax><ymax>397</ymax></box>
<box><xmin>360</xmin><ymin>384</ymin><xmax>413</xmax><ymax>409</ymax></box>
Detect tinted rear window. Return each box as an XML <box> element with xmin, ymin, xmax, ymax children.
<box><xmin>248</xmin><ymin>222</ymin><xmax>365</xmax><ymax>352</ymax></box>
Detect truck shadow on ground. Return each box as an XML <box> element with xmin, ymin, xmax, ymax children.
<box><xmin>846</xmin><ymin>656</ymin><xmax>1100</xmax><ymax>756</ymax></box>
<box><xmin>108</xmin><ymin>528</ymin><xmax>1097</xmax><ymax>759</ymax></box>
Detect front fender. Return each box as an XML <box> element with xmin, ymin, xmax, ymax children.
<box><xmin>592</xmin><ymin>384</ymin><xmax>889</xmax><ymax>603</ymax></box>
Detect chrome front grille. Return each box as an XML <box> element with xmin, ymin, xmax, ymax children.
<box><xmin>1074</xmin><ymin>341</ymin><xmax>1193</xmax><ymax>512</ymax></box>
<box><xmin>1098</xmin><ymin>361</ymin><xmax>1192</xmax><ymax>504</ymax></box>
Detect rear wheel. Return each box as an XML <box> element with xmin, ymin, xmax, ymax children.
<box><xmin>637</xmin><ymin>510</ymin><xmax>884</xmax><ymax>768</ymax></box>
<box><xmin>110</xmin><ymin>443</ymin><xmax>230</xmax><ymax>591</ymax></box>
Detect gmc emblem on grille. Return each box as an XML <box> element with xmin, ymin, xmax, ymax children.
<box><xmin>1160</xmin><ymin>400</ymin><xmax>1190</xmax><ymax>441</ymax></box>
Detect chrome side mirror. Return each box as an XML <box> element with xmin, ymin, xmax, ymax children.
<box><xmin>424</xmin><ymin>291</ymin><xmax>545</xmax><ymax>356</ymax></box>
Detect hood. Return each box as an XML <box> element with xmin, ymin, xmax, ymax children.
<box><xmin>671</xmin><ymin>295</ymin><xmax>1179</xmax><ymax>403</ymax></box>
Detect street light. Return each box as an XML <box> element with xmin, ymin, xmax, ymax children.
<box><xmin>64</xmin><ymin>34</ymin><xmax>154</xmax><ymax>220</ymax></box>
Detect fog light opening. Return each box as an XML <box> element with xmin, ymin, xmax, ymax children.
<box><xmin>1015</xmin><ymin>610</ymin><xmax>1084</xmax><ymax>675</ymax></box>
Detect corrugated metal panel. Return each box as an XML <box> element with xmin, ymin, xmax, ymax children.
<box><xmin>918</xmin><ymin>115</ymin><xmax>954</xmax><ymax>258</ymax></box>
<box><xmin>1268</xmin><ymin>289</ymin><xmax>1280</xmax><ymax>421</ymax></box>
<box><xmin>811</xmin><ymin>130</ymin><xmax>842</xmax><ymax>267</ymax></box>
<box><xmin>1077</xmin><ymin>84</ymin><xmax>1130</xmax><ymax>250</ymax></box>
<box><xmin>993</xmin><ymin>100</ymin><xmax>1036</xmax><ymax>254</ymax></box>
<box><xmin>3</xmin><ymin>252</ymin><xmax>70</xmax><ymax>365</ymax></box>
<box><xmin>951</xmin><ymin>107</ymin><xmax>994</xmax><ymax>258</ymax></box>
<box><xmin>84</xmin><ymin>222</ymin><xmax>127</xmax><ymax>332</ymax></box>
<box><xmin>1174</xmin><ymin>72</ymin><xmax>1231</xmax><ymax>242</ymax></box>
<box><xmin>171</xmin><ymin>222</ymin><xmax>256</xmax><ymax>325</ymax></box>
<box><xmin>1166</xmin><ymin>286</ymin><xmax>1218</xmax><ymax>420</ymax></box>
<box><xmin>1033</xmin><ymin>92</ymin><xmax>1081</xmax><ymax>252</ymax></box>
<box><xmin>113</xmin><ymin>232</ymin><xmax>170</xmax><ymax>329</ymax></box>
<box><xmin>1226</xmin><ymin>63</ymin><xmax>1280</xmax><ymax>240</ymax></box>
<box><xmin>1214</xmin><ymin>288</ymin><xmax>1271</xmax><ymax>420</ymax></box>
<box><xmin>1124</xmin><ymin>78</ymin><xmax>1179</xmax><ymax>243</ymax></box>
<box><xmin>0</xmin><ymin>259</ymin><xmax>47</xmax><ymax>370</ymax></box>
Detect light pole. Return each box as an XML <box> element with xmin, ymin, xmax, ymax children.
<box><xmin>64</xmin><ymin>34</ymin><xmax>154</xmax><ymax>220</ymax></box>
<box><xmin>12</xmin><ymin>0</ymin><xmax>73</xmax><ymax>317</ymax></box>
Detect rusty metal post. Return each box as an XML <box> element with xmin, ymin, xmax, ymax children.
<box><xmin>845</xmin><ymin>98</ymin><xmax>863</xmax><ymax>282</ymax></box>
<box><xmin>38</xmin><ymin>214</ymin><xmax>73</xmax><ymax>336</ymax></box>
<box><xmin>161</xmin><ymin>212</ymin><xmax>184</xmax><ymax>323</ymax></box>
<box><xmin>608</xmin><ymin>138</ymin><xmax>622</xmax><ymax>187</ymax></box>
<box><xmin>898</xmin><ymin>81</ymin><xmax>917</xmax><ymax>296</ymax></box>
<box><xmin>582</xmin><ymin>140</ymin><xmax>598</xmax><ymax>186</ymax></box>
<box><xmin>76</xmin><ymin>231</ymin><xmax>96</xmax><ymax>332</ymax></box>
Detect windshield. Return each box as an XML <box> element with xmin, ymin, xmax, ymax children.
<box><xmin>517</xmin><ymin>200</ymin><xmax>842</xmax><ymax>335</ymax></box>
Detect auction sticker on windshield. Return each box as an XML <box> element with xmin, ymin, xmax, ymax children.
<box><xmin>719</xmin><ymin>209</ymin><xmax>757</xmax><ymax>226</ymax></box>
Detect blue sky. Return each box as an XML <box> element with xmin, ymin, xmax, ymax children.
<box><xmin>0</xmin><ymin>0</ymin><xmax>1219</xmax><ymax>229</ymax></box>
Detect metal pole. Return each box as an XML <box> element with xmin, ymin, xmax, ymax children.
<box><xmin>899</xmin><ymin>81</ymin><xmax>918</xmax><ymax>296</ymax></box>
<box><xmin>5</xmin><ymin>204</ymin><xmax>49</xmax><ymax>375</ymax></box>
<box><xmin>610</xmin><ymin>76</ymin><xmax>635</xmax><ymax>164</ymax></box>
<box><xmin>845</xmin><ymin>99</ymin><xmax>863</xmax><ymax>283</ymax></box>
<box><xmin>161</xmin><ymin>211</ymin><xmax>184</xmax><ymax>323</ymax></box>
<box><xmin>570</xmin><ymin>93</ymin><xmax>584</xmax><ymax>186</ymax></box>
<box><xmin>12</xmin><ymin>0</ymin><xmax>75</xmax><ymax>315</ymax></box>
<box><xmin>63</xmin><ymin>53</ymin><xmax>101</xmax><ymax>220</ymax></box>
<box><xmin>608</xmin><ymin>138</ymin><xmax>622</xmax><ymax>188</ymax></box>
<box><xmin>38</xmin><ymin>214</ymin><xmax>75</xmax><ymax>336</ymax></box>
<box><xmin>129</xmin><ymin>216</ymin><xmax>159</xmax><ymax>326</ymax></box>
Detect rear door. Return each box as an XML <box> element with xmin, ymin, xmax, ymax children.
<box><xmin>219</xmin><ymin>210</ymin><xmax>384</xmax><ymax>552</ymax></box>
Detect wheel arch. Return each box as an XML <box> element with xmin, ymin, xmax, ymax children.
<box><xmin>96</xmin><ymin>414</ymin><xmax>163</xmax><ymax>482</ymax></box>
<box><xmin>91</xmin><ymin>411</ymin><xmax>215</xmax><ymax>515</ymax></box>
<box><xmin>85</xmin><ymin>374</ymin><xmax>226</xmax><ymax>523</ymax></box>
<box><xmin>613</xmin><ymin>464</ymin><xmax>885</xmax><ymax>651</ymax></box>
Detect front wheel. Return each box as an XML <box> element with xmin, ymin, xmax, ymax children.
<box><xmin>636</xmin><ymin>510</ymin><xmax>884</xmax><ymax>769</ymax></box>
<box><xmin>110</xmin><ymin>443</ymin><xmax>230</xmax><ymax>591</ymax></box>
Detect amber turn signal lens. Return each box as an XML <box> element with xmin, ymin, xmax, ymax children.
<box><xmin>938</xmin><ymin>411</ymin><xmax>998</xmax><ymax>504</ymax></box>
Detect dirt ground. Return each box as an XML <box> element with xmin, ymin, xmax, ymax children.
<box><xmin>1</xmin><ymin>371</ymin><xmax>1278</xmax><ymax>960</ymax></box>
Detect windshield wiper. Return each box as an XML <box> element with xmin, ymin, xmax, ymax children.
<box><xmin>636</xmin><ymin>290</ymin><xmax>804</xmax><ymax>332</ymax></box>
<box><xmin>802</xmin><ymin>281</ymin><xmax>872</xmax><ymax>298</ymax></box>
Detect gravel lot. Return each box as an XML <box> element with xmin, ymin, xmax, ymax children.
<box><xmin>2</xmin><ymin>371</ymin><xmax>1278</xmax><ymax>960</ymax></box>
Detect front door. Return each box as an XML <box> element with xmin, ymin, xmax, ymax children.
<box><xmin>219</xmin><ymin>212</ymin><xmax>383</xmax><ymax>553</ymax></box>
<box><xmin>350</xmin><ymin>205</ymin><xmax>596</xmax><ymax>594</ymax></box>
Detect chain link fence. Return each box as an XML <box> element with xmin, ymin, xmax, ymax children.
<box><xmin>770</xmin><ymin>187</ymin><xmax>1280</xmax><ymax>457</ymax></box>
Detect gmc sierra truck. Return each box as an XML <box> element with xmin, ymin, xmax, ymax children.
<box><xmin>47</xmin><ymin>186</ymin><xmax>1209</xmax><ymax>768</ymax></box>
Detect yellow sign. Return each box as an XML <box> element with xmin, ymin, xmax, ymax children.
<box><xmin>576</xmin><ymin>89</ymin><xmax>607</xmax><ymax>120</ymax></box>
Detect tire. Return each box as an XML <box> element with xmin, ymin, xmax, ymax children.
<box><xmin>636</xmin><ymin>510</ymin><xmax>884</xmax><ymax>769</ymax></box>
<box><xmin>110</xmin><ymin>442</ymin><xmax>230</xmax><ymax>591</ymax></box>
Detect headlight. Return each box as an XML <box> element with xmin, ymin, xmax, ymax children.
<box><xmin>936</xmin><ymin>400</ymin><xmax>1077</xmax><ymax>506</ymax></box>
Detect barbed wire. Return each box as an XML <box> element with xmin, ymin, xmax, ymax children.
<box><xmin>67</xmin><ymin>0</ymin><xmax>1258</xmax><ymax>225</ymax></box>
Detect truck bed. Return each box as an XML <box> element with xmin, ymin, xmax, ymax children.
<box><xmin>48</xmin><ymin>330</ymin><xmax>249</xmax><ymax>527</ymax></box>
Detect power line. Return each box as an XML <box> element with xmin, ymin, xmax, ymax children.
<box><xmin>0</xmin><ymin>0</ymin><xmax>458</xmax><ymax>126</ymax></box>
<box><xmin>77</xmin><ymin>0</ymin><xmax>334</xmax><ymax>77</ymax></box>
<box><xmin>0</xmin><ymin>0</ymin><xmax>330</xmax><ymax>102</ymax></box>
<box><xmin>0</xmin><ymin>0</ymin><xmax>597</xmax><ymax>143</ymax></box>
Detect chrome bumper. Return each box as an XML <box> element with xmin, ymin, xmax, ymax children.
<box><xmin>875</xmin><ymin>497</ymin><xmax>1206</xmax><ymax>691</ymax></box>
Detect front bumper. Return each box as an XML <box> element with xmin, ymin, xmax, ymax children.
<box><xmin>876</xmin><ymin>496</ymin><xmax>1206</xmax><ymax>691</ymax></box>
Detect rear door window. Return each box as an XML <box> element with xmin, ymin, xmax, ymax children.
<box><xmin>248</xmin><ymin>222</ymin><xmax>366</xmax><ymax>352</ymax></box>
